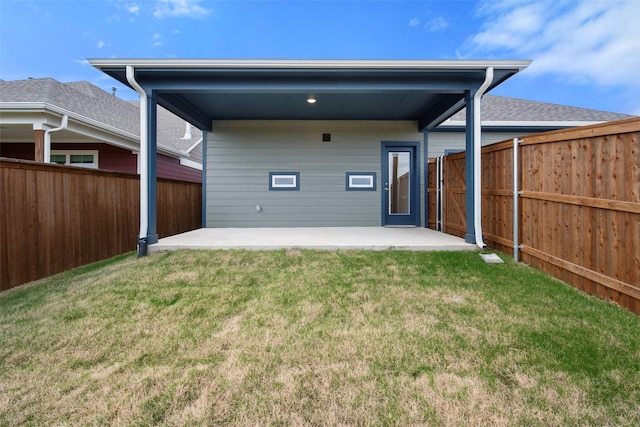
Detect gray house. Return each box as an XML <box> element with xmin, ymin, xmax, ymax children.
<box><xmin>90</xmin><ymin>59</ymin><xmax>537</xmax><ymax>254</ymax></box>
<box><xmin>88</xmin><ymin>58</ymin><xmax>635</xmax><ymax>256</ymax></box>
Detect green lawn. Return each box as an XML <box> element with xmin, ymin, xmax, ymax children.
<box><xmin>1</xmin><ymin>250</ymin><xmax>639</xmax><ymax>426</ymax></box>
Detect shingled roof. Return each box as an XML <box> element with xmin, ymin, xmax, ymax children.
<box><xmin>0</xmin><ymin>78</ymin><xmax>202</xmax><ymax>159</ymax></box>
<box><xmin>445</xmin><ymin>94</ymin><xmax>634</xmax><ymax>123</ymax></box>
<box><xmin>2</xmin><ymin>78</ymin><xmax>632</xmax><ymax>152</ymax></box>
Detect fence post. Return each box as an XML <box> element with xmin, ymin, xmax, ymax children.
<box><xmin>513</xmin><ymin>138</ymin><xmax>523</xmax><ymax>261</ymax></box>
<box><xmin>439</xmin><ymin>156</ymin><xmax>444</xmax><ymax>232</ymax></box>
<box><xmin>435</xmin><ymin>156</ymin><xmax>441</xmax><ymax>231</ymax></box>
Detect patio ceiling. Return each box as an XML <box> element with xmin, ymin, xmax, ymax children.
<box><xmin>88</xmin><ymin>59</ymin><xmax>531</xmax><ymax>132</ymax></box>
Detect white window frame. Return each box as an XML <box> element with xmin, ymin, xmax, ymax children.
<box><xmin>50</xmin><ymin>150</ymin><xmax>99</xmax><ymax>169</ymax></box>
<box><xmin>349</xmin><ymin>175</ymin><xmax>374</xmax><ymax>188</ymax></box>
<box><xmin>269</xmin><ymin>172</ymin><xmax>300</xmax><ymax>191</ymax></box>
<box><xmin>346</xmin><ymin>172</ymin><xmax>376</xmax><ymax>191</ymax></box>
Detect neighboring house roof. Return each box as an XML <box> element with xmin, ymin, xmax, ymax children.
<box><xmin>132</xmin><ymin>100</ymin><xmax>203</xmax><ymax>160</ymax></box>
<box><xmin>439</xmin><ymin>95</ymin><xmax>634</xmax><ymax>130</ymax></box>
<box><xmin>0</xmin><ymin>78</ymin><xmax>202</xmax><ymax>161</ymax></box>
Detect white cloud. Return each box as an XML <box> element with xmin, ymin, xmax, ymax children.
<box><xmin>96</xmin><ymin>41</ymin><xmax>110</xmax><ymax>49</ymax></box>
<box><xmin>74</xmin><ymin>59</ymin><xmax>90</xmax><ymax>67</ymax></box>
<box><xmin>410</xmin><ymin>15</ymin><xmax>449</xmax><ymax>32</ymax></box>
<box><xmin>425</xmin><ymin>16</ymin><xmax>449</xmax><ymax>32</ymax></box>
<box><xmin>153</xmin><ymin>33</ymin><xmax>163</xmax><ymax>47</ymax></box>
<box><xmin>127</xmin><ymin>4</ymin><xmax>140</xmax><ymax>15</ymax></box>
<box><xmin>471</xmin><ymin>0</ymin><xmax>640</xmax><ymax>88</ymax></box>
<box><xmin>152</xmin><ymin>0</ymin><xmax>211</xmax><ymax>19</ymax></box>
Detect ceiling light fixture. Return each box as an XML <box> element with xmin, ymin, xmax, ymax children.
<box><xmin>307</xmin><ymin>95</ymin><xmax>317</xmax><ymax>104</ymax></box>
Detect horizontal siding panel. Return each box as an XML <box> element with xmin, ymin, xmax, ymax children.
<box><xmin>209</xmin><ymin>178</ymin><xmax>375</xmax><ymax>188</ymax></box>
<box><xmin>157</xmin><ymin>154</ymin><xmax>202</xmax><ymax>183</ymax></box>
<box><xmin>209</xmin><ymin>205</ymin><xmax>379</xmax><ymax>215</ymax></box>
<box><xmin>207</xmin><ymin>190</ymin><xmax>379</xmax><ymax>199</ymax></box>
<box><xmin>209</xmin><ymin>163</ymin><xmax>381</xmax><ymax>174</ymax></box>
<box><xmin>211</xmin><ymin>199</ymin><xmax>380</xmax><ymax>214</ymax></box>
<box><xmin>207</xmin><ymin>186</ymin><xmax>379</xmax><ymax>195</ymax></box>
<box><xmin>207</xmin><ymin>218</ymin><xmax>381</xmax><ymax>228</ymax></box>
<box><xmin>207</xmin><ymin>120</ymin><xmax>423</xmax><ymax>227</ymax></box>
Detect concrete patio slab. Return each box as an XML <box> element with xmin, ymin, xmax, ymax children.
<box><xmin>148</xmin><ymin>227</ymin><xmax>476</xmax><ymax>253</ymax></box>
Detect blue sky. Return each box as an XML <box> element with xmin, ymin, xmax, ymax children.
<box><xmin>1</xmin><ymin>0</ymin><xmax>639</xmax><ymax>115</ymax></box>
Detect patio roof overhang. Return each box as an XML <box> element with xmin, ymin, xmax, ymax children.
<box><xmin>88</xmin><ymin>58</ymin><xmax>531</xmax><ymax>256</ymax></box>
<box><xmin>88</xmin><ymin>59</ymin><xmax>531</xmax><ymax>132</ymax></box>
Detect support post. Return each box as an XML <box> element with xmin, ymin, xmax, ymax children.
<box><xmin>201</xmin><ymin>130</ymin><xmax>207</xmax><ymax>228</ymax></box>
<box><xmin>34</xmin><ymin>130</ymin><xmax>45</xmax><ymax>162</ymax></box>
<box><xmin>423</xmin><ymin>130</ymin><xmax>429</xmax><ymax>228</ymax></box>
<box><xmin>145</xmin><ymin>92</ymin><xmax>159</xmax><ymax>246</ymax></box>
<box><xmin>464</xmin><ymin>90</ymin><xmax>476</xmax><ymax>243</ymax></box>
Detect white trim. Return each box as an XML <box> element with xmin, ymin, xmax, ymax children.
<box><xmin>50</xmin><ymin>149</ymin><xmax>99</xmax><ymax>169</ymax></box>
<box><xmin>43</xmin><ymin>114</ymin><xmax>68</xmax><ymax>163</ymax></box>
<box><xmin>126</xmin><ymin>65</ymin><xmax>149</xmax><ymax>247</ymax></box>
<box><xmin>89</xmin><ymin>58</ymin><xmax>531</xmax><ymax>71</ymax></box>
<box><xmin>348</xmin><ymin>175</ymin><xmax>374</xmax><ymax>189</ymax></box>
<box><xmin>134</xmin><ymin>151</ymin><xmax>140</xmax><ymax>174</ymax></box>
<box><xmin>271</xmin><ymin>174</ymin><xmax>297</xmax><ymax>188</ymax></box>
<box><xmin>0</xmin><ymin>102</ymin><xmax>138</xmax><ymax>141</ymax></box>
<box><xmin>181</xmin><ymin>122</ymin><xmax>192</xmax><ymax>140</ymax></box>
<box><xmin>441</xmin><ymin>120</ymin><xmax>605</xmax><ymax>128</ymax></box>
<box><xmin>0</xmin><ymin>101</ymin><xmax>189</xmax><ymax>158</ymax></box>
<box><xmin>186</xmin><ymin>136</ymin><xmax>203</xmax><ymax>153</ymax></box>
<box><xmin>472</xmin><ymin>67</ymin><xmax>493</xmax><ymax>249</ymax></box>
<box><xmin>179</xmin><ymin>157</ymin><xmax>202</xmax><ymax>170</ymax></box>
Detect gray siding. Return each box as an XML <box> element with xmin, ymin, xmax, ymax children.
<box><xmin>206</xmin><ymin>121</ymin><xmax>424</xmax><ymax>228</ymax></box>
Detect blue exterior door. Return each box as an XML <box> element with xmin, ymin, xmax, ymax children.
<box><xmin>382</xmin><ymin>142</ymin><xmax>419</xmax><ymax>226</ymax></box>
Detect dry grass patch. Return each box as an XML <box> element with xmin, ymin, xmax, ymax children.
<box><xmin>1</xmin><ymin>250</ymin><xmax>639</xmax><ymax>426</ymax></box>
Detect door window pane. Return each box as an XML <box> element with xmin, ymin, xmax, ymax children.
<box><xmin>388</xmin><ymin>152</ymin><xmax>410</xmax><ymax>215</ymax></box>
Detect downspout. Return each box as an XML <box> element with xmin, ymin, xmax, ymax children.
<box><xmin>44</xmin><ymin>114</ymin><xmax>68</xmax><ymax>163</ymax></box>
<box><xmin>126</xmin><ymin>65</ymin><xmax>149</xmax><ymax>257</ymax></box>
<box><xmin>472</xmin><ymin>67</ymin><xmax>493</xmax><ymax>248</ymax></box>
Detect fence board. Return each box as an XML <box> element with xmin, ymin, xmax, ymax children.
<box><xmin>1</xmin><ymin>158</ymin><xmax>201</xmax><ymax>291</ymax></box>
<box><xmin>427</xmin><ymin>159</ymin><xmax>437</xmax><ymax>229</ymax></box>
<box><xmin>431</xmin><ymin>117</ymin><xmax>640</xmax><ymax>314</ymax></box>
<box><xmin>443</xmin><ymin>153</ymin><xmax>466</xmax><ymax>238</ymax></box>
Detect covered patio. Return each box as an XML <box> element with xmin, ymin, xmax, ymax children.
<box><xmin>88</xmin><ymin>59</ymin><xmax>530</xmax><ymax>256</ymax></box>
<box><xmin>148</xmin><ymin>227</ymin><xmax>475</xmax><ymax>252</ymax></box>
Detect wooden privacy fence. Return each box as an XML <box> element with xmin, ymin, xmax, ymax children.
<box><xmin>428</xmin><ymin>117</ymin><xmax>640</xmax><ymax>314</ymax></box>
<box><xmin>1</xmin><ymin>158</ymin><xmax>202</xmax><ymax>291</ymax></box>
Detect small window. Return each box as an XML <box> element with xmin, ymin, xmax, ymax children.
<box><xmin>269</xmin><ymin>172</ymin><xmax>300</xmax><ymax>191</ymax></box>
<box><xmin>346</xmin><ymin>172</ymin><xmax>376</xmax><ymax>191</ymax></box>
<box><xmin>50</xmin><ymin>150</ymin><xmax>98</xmax><ymax>169</ymax></box>
<box><xmin>50</xmin><ymin>154</ymin><xmax>67</xmax><ymax>165</ymax></box>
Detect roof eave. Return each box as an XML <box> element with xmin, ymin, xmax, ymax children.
<box><xmin>0</xmin><ymin>102</ymin><xmax>187</xmax><ymax>158</ymax></box>
<box><xmin>440</xmin><ymin>120</ymin><xmax>606</xmax><ymax>128</ymax></box>
<box><xmin>87</xmin><ymin>58</ymin><xmax>532</xmax><ymax>71</ymax></box>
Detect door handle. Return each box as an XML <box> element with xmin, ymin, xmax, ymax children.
<box><xmin>384</xmin><ymin>183</ymin><xmax>389</xmax><ymax>191</ymax></box>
